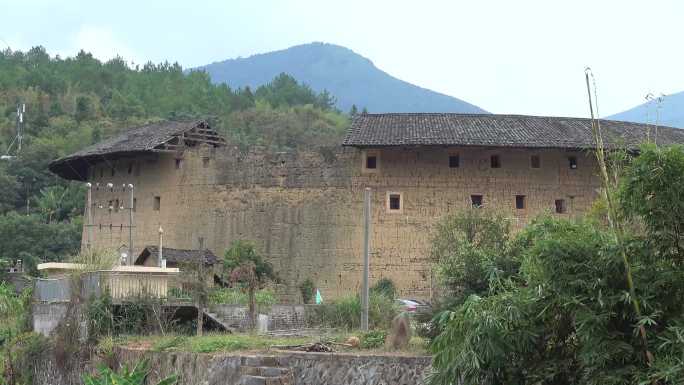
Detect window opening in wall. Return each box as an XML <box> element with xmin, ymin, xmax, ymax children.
<box><xmin>198</xmin><ymin>237</ymin><xmax>205</xmax><ymax>249</ymax></box>
<box><xmin>175</xmin><ymin>158</ymin><xmax>183</xmax><ymax>170</ymax></box>
<box><xmin>515</xmin><ymin>195</ymin><xmax>526</xmax><ymax>209</ymax></box>
<box><xmin>127</xmin><ymin>163</ymin><xmax>133</xmax><ymax>174</ymax></box>
<box><xmin>111</xmin><ymin>167</ymin><xmax>115</xmax><ymax>177</ymax></box>
<box><xmin>490</xmin><ymin>155</ymin><xmax>501</xmax><ymax>168</ymax></box>
<box><xmin>555</xmin><ymin>199</ymin><xmax>566</xmax><ymax>213</ymax></box>
<box><xmin>568</xmin><ymin>156</ymin><xmax>578</xmax><ymax>169</ymax></box>
<box><xmin>100</xmin><ymin>168</ymin><xmax>104</xmax><ymax>178</ymax></box>
<box><xmin>471</xmin><ymin>195</ymin><xmax>483</xmax><ymax>208</ymax></box>
<box><xmin>366</xmin><ymin>155</ymin><xmax>377</xmax><ymax>169</ymax></box>
<box><xmin>154</xmin><ymin>196</ymin><xmax>161</xmax><ymax>211</ymax></box>
<box><xmin>531</xmin><ymin>155</ymin><xmax>541</xmax><ymax>169</ymax></box>
<box><xmin>132</xmin><ymin>198</ymin><xmax>137</xmax><ymax>212</ymax></box>
<box><xmin>202</xmin><ymin>158</ymin><xmax>210</xmax><ymax>168</ymax></box>
<box><xmin>388</xmin><ymin>193</ymin><xmax>401</xmax><ymax>211</ymax></box>
<box><xmin>449</xmin><ymin>155</ymin><xmax>460</xmax><ymax>168</ymax></box>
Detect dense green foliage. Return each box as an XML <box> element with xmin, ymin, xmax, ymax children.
<box><xmin>311</xmin><ymin>293</ymin><xmax>398</xmax><ymax>330</ymax></box>
<box><xmin>429</xmin><ymin>145</ymin><xmax>684</xmax><ymax>385</ymax></box>
<box><xmin>0</xmin><ymin>47</ymin><xmax>349</xmax><ymax>271</ymax></box>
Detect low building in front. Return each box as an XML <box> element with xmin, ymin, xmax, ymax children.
<box><xmin>49</xmin><ymin>114</ymin><xmax>684</xmax><ymax>302</ymax></box>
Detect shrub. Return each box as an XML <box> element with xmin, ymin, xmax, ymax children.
<box><xmin>312</xmin><ymin>293</ymin><xmax>398</xmax><ymax>330</ymax></box>
<box><xmin>299</xmin><ymin>278</ymin><xmax>315</xmax><ymax>304</ymax></box>
<box><xmin>360</xmin><ymin>330</ymin><xmax>387</xmax><ymax>349</ymax></box>
<box><xmin>82</xmin><ymin>360</ymin><xmax>177</xmax><ymax>385</ymax></box>
<box><xmin>371</xmin><ymin>278</ymin><xmax>396</xmax><ymax>299</ymax></box>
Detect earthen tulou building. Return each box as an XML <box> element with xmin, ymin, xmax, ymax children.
<box><xmin>49</xmin><ymin>113</ymin><xmax>684</xmax><ymax>301</ymax></box>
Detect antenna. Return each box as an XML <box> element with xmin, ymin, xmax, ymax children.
<box><xmin>2</xmin><ymin>102</ymin><xmax>26</xmax><ymax>161</ymax></box>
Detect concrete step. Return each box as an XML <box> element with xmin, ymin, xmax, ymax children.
<box><xmin>240</xmin><ymin>375</ymin><xmax>292</xmax><ymax>385</ymax></box>
<box><xmin>242</xmin><ymin>356</ymin><xmax>279</xmax><ymax>367</ymax></box>
<box><xmin>240</xmin><ymin>366</ymin><xmax>290</xmax><ymax>377</ymax></box>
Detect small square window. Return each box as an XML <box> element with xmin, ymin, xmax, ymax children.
<box><xmin>555</xmin><ymin>199</ymin><xmax>566</xmax><ymax>214</ymax></box>
<box><xmin>471</xmin><ymin>195</ymin><xmax>483</xmax><ymax>208</ymax></box>
<box><xmin>366</xmin><ymin>155</ymin><xmax>377</xmax><ymax>169</ymax></box>
<box><xmin>515</xmin><ymin>195</ymin><xmax>526</xmax><ymax>209</ymax></box>
<box><xmin>389</xmin><ymin>194</ymin><xmax>401</xmax><ymax>211</ymax></box>
<box><xmin>175</xmin><ymin>158</ymin><xmax>183</xmax><ymax>170</ymax></box>
<box><xmin>490</xmin><ymin>155</ymin><xmax>501</xmax><ymax>168</ymax></box>
<box><xmin>154</xmin><ymin>196</ymin><xmax>161</xmax><ymax>211</ymax></box>
<box><xmin>531</xmin><ymin>155</ymin><xmax>541</xmax><ymax>169</ymax></box>
<box><xmin>202</xmin><ymin>158</ymin><xmax>210</xmax><ymax>168</ymax></box>
<box><xmin>568</xmin><ymin>156</ymin><xmax>578</xmax><ymax>169</ymax></box>
<box><xmin>449</xmin><ymin>155</ymin><xmax>460</xmax><ymax>168</ymax></box>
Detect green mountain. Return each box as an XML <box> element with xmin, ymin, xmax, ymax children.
<box><xmin>195</xmin><ymin>42</ymin><xmax>487</xmax><ymax>114</ymax></box>
<box><xmin>608</xmin><ymin>91</ymin><xmax>684</xmax><ymax>128</ymax></box>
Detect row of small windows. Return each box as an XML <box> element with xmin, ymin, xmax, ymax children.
<box><xmin>365</xmin><ymin>153</ymin><xmax>579</xmax><ymax>170</ymax></box>
<box><xmin>386</xmin><ymin>193</ymin><xmax>567</xmax><ymax>214</ymax></box>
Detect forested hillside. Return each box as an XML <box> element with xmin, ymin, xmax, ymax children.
<box><xmin>197</xmin><ymin>42</ymin><xmax>487</xmax><ymax>114</ymax></box>
<box><xmin>0</xmin><ymin>47</ymin><xmax>349</xmax><ymax>272</ymax></box>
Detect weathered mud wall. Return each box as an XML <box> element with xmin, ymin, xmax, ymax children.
<box><xmin>85</xmin><ymin>145</ymin><xmax>600</xmax><ymax>301</ymax></box>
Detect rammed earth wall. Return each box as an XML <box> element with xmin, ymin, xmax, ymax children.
<box><xmin>84</xmin><ymin>144</ymin><xmax>601</xmax><ymax>302</ymax></box>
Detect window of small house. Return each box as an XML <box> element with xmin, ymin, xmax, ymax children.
<box><xmin>490</xmin><ymin>155</ymin><xmax>501</xmax><ymax>168</ymax></box>
<box><xmin>154</xmin><ymin>196</ymin><xmax>161</xmax><ymax>211</ymax></box>
<box><xmin>175</xmin><ymin>158</ymin><xmax>183</xmax><ymax>170</ymax></box>
<box><xmin>366</xmin><ymin>155</ymin><xmax>377</xmax><ymax>169</ymax></box>
<box><xmin>388</xmin><ymin>193</ymin><xmax>401</xmax><ymax>211</ymax></box>
<box><xmin>555</xmin><ymin>199</ymin><xmax>566</xmax><ymax>214</ymax></box>
<box><xmin>100</xmin><ymin>168</ymin><xmax>104</xmax><ymax>178</ymax></box>
<box><xmin>111</xmin><ymin>167</ymin><xmax>115</xmax><ymax>177</ymax></box>
<box><xmin>471</xmin><ymin>195</ymin><xmax>483</xmax><ymax>208</ymax></box>
<box><xmin>516</xmin><ymin>195</ymin><xmax>526</xmax><ymax>209</ymax></box>
<box><xmin>531</xmin><ymin>155</ymin><xmax>541</xmax><ymax>169</ymax></box>
<box><xmin>568</xmin><ymin>156</ymin><xmax>578</xmax><ymax>169</ymax></box>
<box><xmin>127</xmin><ymin>162</ymin><xmax>134</xmax><ymax>174</ymax></box>
<box><xmin>449</xmin><ymin>155</ymin><xmax>460</xmax><ymax>168</ymax></box>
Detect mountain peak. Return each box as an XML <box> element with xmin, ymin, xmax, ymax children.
<box><xmin>195</xmin><ymin>42</ymin><xmax>486</xmax><ymax>114</ymax></box>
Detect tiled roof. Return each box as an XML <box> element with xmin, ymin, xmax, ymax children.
<box><xmin>49</xmin><ymin>120</ymin><xmax>215</xmax><ymax>180</ymax></box>
<box><xmin>342</xmin><ymin>113</ymin><xmax>684</xmax><ymax>149</ymax></box>
<box><xmin>135</xmin><ymin>246</ymin><xmax>219</xmax><ymax>266</ymax></box>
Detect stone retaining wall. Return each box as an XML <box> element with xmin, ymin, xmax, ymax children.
<box><xmin>210</xmin><ymin>304</ymin><xmax>314</xmax><ymax>331</ymax></box>
<box><xmin>34</xmin><ymin>346</ymin><xmax>432</xmax><ymax>385</ymax></box>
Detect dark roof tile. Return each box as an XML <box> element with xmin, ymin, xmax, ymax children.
<box><xmin>343</xmin><ymin>113</ymin><xmax>684</xmax><ymax>149</ymax></box>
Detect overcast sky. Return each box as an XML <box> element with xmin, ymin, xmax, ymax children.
<box><xmin>1</xmin><ymin>0</ymin><xmax>682</xmax><ymax>117</ymax></box>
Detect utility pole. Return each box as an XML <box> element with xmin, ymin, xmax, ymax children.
<box><xmin>127</xmin><ymin>184</ymin><xmax>134</xmax><ymax>264</ymax></box>
<box><xmin>86</xmin><ymin>183</ymin><xmax>93</xmax><ymax>250</ymax></box>
<box><xmin>361</xmin><ymin>187</ymin><xmax>371</xmax><ymax>331</ymax></box>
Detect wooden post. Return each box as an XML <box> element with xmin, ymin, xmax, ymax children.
<box><xmin>361</xmin><ymin>187</ymin><xmax>371</xmax><ymax>331</ymax></box>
